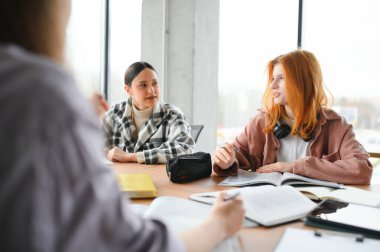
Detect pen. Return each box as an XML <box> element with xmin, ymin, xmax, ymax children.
<box><xmin>221</xmin><ymin>146</ymin><xmax>240</xmax><ymax>153</ymax></box>
<box><xmin>233</xmin><ymin>147</ymin><xmax>240</xmax><ymax>152</ymax></box>
<box><xmin>223</xmin><ymin>191</ymin><xmax>240</xmax><ymax>201</ymax></box>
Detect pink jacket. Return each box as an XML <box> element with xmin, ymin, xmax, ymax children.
<box><xmin>214</xmin><ymin>108</ymin><xmax>373</xmax><ymax>185</ymax></box>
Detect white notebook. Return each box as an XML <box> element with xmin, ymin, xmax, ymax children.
<box><xmin>190</xmin><ymin>185</ymin><xmax>316</xmax><ymax>226</ymax></box>
<box><xmin>143</xmin><ymin>196</ymin><xmax>242</xmax><ymax>252</ymax></box>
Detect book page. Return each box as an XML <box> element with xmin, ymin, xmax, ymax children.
<box><xmin>219</xmin><ymin>169</ymin><xmax>283</xmax><ymax>186</ymax></box>
<box><xmin>190</xmin><ymin>186</ymin><xmax>316</xmax><ymax>226</ymax></box>
<box><xmin>296</xmin><ymin>186</ymin><xmax>334</xmax><ymax>200</ymax></box>
<box><xmin>280</xmin><ymin>172</ymin><xmax>342</xmax><ymax>189</ymax></box>
<box><xmin>296</xmin><ymin>186</ymin><xmax>380</xmax><ymax>207</ymax></box>
<box><xmin>240</xmin><ymin>185</ymin><xmax>316</xmax><ymax>226</ymax></box>
<box><xmin>190</xmin><ymin>188</ymin><xmax>241</xmax><ymax>204</ymax></box>
<box><xmin>144</xmin><ymin>196</ymin><xmax>241</xmax><ymax>252</ymax></box>
<box><xmin>329</xmin><ymin>186</ymin><xmax>380</xmax><ymax>207</ymax></box>
<box><xmin>189</xmin><ymin>189</ymin><xmax>258</xmax><ymax>228</ymax></box>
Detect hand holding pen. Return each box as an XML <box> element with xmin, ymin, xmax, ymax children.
<box><xmin>209</xmin><ymin>191</ymin><xmax>245</xmax><ymax>237</ymax></box>
<box><xmin>212</xmin><ymin>143</ymin><xmax>239</xmax><ymax>170</ymax></box>
<box><xmin>223</xmin><ymin>191</ymin><xmax>241</xmax><ymax>201</ymax></box>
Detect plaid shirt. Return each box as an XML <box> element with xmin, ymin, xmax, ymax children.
<box><xmin>102</xmin><ymin>98</ymin><xmax>195</xmax><ymax>164</ymax></box>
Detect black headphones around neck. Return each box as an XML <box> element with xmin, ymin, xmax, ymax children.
<box><xmin>273</xmin><ymin>121</ymin><xmax>291</xmax><ymax>140</ymax></box>
<box><xmin>273</xmin><ymin>121</ymin><xmax>312</xmax><ymax>142</ymax></box>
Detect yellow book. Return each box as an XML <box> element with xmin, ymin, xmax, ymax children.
<box><xmin>116</xmin><ymin>173</ymin><xmax>157</xmax><ymax>198</ymax></box>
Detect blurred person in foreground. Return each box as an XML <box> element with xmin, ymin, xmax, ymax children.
<box><xmin>0</xmin><ymin>0</ymin><xmax>244</xmax><ymax>251</ymax></box>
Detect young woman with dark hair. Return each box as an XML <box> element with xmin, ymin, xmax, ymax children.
<box><xmin>102</xmin><ymin>61</ymin><xmax>195</xmax><ymax>164</ymax></box>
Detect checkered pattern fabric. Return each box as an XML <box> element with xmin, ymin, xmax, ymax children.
<box><xmin>102</xmin><ymin>98</ymin><xmax>195</xmax><ymax>164</ymax></box>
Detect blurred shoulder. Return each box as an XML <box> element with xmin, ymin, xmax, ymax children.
<box><xmin>320</xmin><ymin>108</ymin><xmax>344</xmax><ymax>120</ymax></box>
<box><xmin>106</xmin><ymin>101</ymin><xmax>128</xmax><ymax>119</ymax></box>
<box><xmin>160</xmin><ymin>102</ymin><xmax>186</xmax><ymax>117</ymax></box>
<box><xmin>0</xmin><ymin>44</ymin><xmax>95</xmax><ymax>123</ymax></box>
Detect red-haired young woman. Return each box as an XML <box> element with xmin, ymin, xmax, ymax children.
<box><xmin>213</xmin><ymin>50</ymin><xmax>372</xmax><ymax>185</ymax></box>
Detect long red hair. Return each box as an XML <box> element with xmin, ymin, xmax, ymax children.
<box><xmin>262</xmin><ymin>50</ymin><xmax>331</xmax><ymax>140</ymax></box>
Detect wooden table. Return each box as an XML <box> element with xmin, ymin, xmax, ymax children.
<box><xmin>112</xmin><ymin>162</ymin><xmax>380</xmax><ymax>252</ymax></box>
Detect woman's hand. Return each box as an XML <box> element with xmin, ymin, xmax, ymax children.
<box><xmin>107</xmin><ymin>147</ymin><xmax>137</xmax><ymax>163</ymax></box>
<box><xmin>256</xmin><ymin>162</ymin><xmax>293</xmax><ymax>173</ymax></box>
<box><xmin>212</xmin><ymin>143</ymin><xmax>237</xmax><ymax>169</ymax></box>
<box><xmin>208</xmin><ymin>192</ymin><xmax>245</xmax><ymax>237</ymax></box>
<box><xmin>180</xmin><ymin>192</ymin><xmax>245</xmax><ymax>252</ymax></box>
<box><xmin>90</xmin><ymin>92</ymin><xmax>109</xmax><ymax>119</ymax></box>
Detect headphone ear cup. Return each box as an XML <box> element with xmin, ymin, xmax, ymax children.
<box><xmin>273</xmin><ymin>122</ymin><xmax>291</xmax><ymax>139</ymax></box>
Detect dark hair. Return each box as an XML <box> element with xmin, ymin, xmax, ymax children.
<box><xmin>0</xmin><ymin>0</ymin><xmax>68</xmax><ymax>61</ymax></box>
<box><xmin>124</xmin><ymin>61</ymin><xmax>157</xmax><ymax>87</ymax></box>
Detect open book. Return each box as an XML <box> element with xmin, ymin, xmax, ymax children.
<box><xmin>296</xmin><ymin>186</ymin><xmax>380</xmax><ymax>207</ymax></box>
<box><xmin>190</xmin><ymin>185</ymin><xmax>316</xmax><ymax>226</ymax></box>
<box><xmin>142</xmin><ymin>196</ymin><xmax>242</xmax><ymax>252</ymax></box>
<box><xmin>219</xmin><ymin>169</ymin><xmax>342</xmax><ymax>189</ymax></box>
<box><xmin>116</xmin><ymin>173</ymin><xmax>157</xmax><ymax>198</ymax></box>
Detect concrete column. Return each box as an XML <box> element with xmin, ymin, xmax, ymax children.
<box><xmin>141</xmin><ymin>0</ymin><xmax>220</xmax><ymax>152</ymax></box>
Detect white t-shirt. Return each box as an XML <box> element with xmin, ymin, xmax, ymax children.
<box><xmin>277</xmin><ymin>134</ymin><xmax>309</xmax><ymax>162</ymax></box>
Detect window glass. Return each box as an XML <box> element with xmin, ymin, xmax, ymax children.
<box><xmin>302</xmin><ymin>0</ymin><xmax>380</xmax><ymax>156</ymax></box>
<box><xmin>109</xmin><ymin>0</ymin><xmax>142</xmax><ymax>105</ymax></box>
<box><xmin>218</xmin><ymin>0</ymin><xmax>299</xmax><ymax>145</ymax></box>
<box><xmin>66</xmin><ymin>0</ymin><xmax>102</xmax><ymax>96</ymax></box>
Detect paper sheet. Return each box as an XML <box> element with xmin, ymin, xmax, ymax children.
<box><xmin>275</xmin><ymin>228</ymin><xmax>380</xmax><ymax>252</ymax></box>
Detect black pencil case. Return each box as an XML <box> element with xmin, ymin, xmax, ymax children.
<box><xmin>166</xmin><ymin>152</ymin><xmax>212</xmax><ymax>183</ymax></box>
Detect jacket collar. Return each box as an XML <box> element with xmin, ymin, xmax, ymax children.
<box><xmin>318</xmin><ymin>108</ymin><xmax>341</xmax><ymax>126</ymax></box>
<box><xmin>126</xmin><ymin>97</ymin><xmax>164</xmax><ymax>151</ymax></box>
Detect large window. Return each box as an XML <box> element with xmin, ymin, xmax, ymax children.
<box><xmin>66</xmin><ymin>0</ymin><xmax>142</xmax><ymax>105</ymax></box>
<box><xmin>218</xmin><ymin>0</ymin><xmax>299</xmax><ymax>145</ymax></box>
<box><xmin>302</xmin><ymin>0</ymin><xmax>380</xmax><ymax>155</ymax></box>
<box><xmin>109</xmin><ymin>0</ymin><xmax>142</xmax><ymax>105</ymax></box>
<box><xmin>66</xmin><ymin>0</ymin><xmax>102</xmax><ymax>96</ymax></box>
<box><xmin>218</xmin><ymin>0</ymin><xmax>380</xmax><ymax>175</ymax></box>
